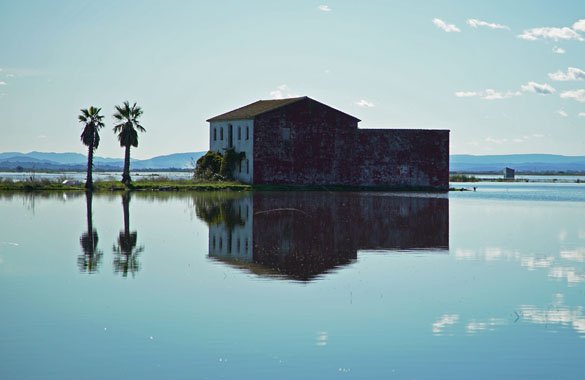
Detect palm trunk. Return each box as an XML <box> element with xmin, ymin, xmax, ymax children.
<box><xmin>122</xmin><ymin>145</ymin><xmax>131</xmax><ymax>185</ymax></box>
<box><xmin>86</xmin><ymin>191</ymin><xmax>93</xmax><ymax>235</ymax></box>
<box><xmin>85</xmin><ymin>142</ymin><xmax>94</xmax><ymax>190</ymax></box>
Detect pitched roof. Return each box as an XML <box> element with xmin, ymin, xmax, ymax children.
<box><xmin>206</xmin><ymin>96</ymin><xmax>360</xmax><ymax>122</ymax></box>
<box><xmin>206</xmin><ymin>97</ymin><xmax>306</xmax><ymax>122</ymax></box>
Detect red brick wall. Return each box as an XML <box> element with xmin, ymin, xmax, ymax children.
<box><xmin>253</xmin><ymin>98</ymin><xmax>449</xmax><ymax>190</ymax></box>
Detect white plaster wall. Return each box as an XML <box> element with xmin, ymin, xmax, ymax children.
<box><xmin>209</xmin><ymin>119</ymin><xmax>254</xmax><ymax>183</ymax></box>
<box><xmin>208</xmin><ymin>196</ymin><xmax>253</xmax><ymax>262</ymax></box>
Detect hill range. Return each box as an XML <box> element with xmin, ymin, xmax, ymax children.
<box><xmin>0</xmin><ymin>152</ymin><xmax>584</xmax><ymax>173</ymax></box>
<box><xmin>0</xmin><ymin>151</ymin><xmax>205</xmax><ymax>171</ymax></box>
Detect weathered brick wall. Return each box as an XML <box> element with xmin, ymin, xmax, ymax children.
<box><xmin>347</xmin><ymin>129</ymin><xmax>450</xmax><ymax>189</ymax></box>
<box><xmin>252</xmin><ymin>98</ymin><xmax>450</xmax><ymax>190</ymax></box>
<box><xmin>253</xmin><ymin>98</ymin><xmax>358</xmax><ymax>185</ymax></box>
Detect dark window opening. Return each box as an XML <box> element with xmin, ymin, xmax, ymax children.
<box><xmin>213</xmin><ymin>128</ymin><xmax>216</xmax><ymax>141</ymax></box>
<box><xmin>246</xmin><ymin>127</ymin><xmax>249</xmax><ymax>140</ymax></box>
<box><xmin>220</xmin><ymin>128</ymin><xmax>224</xmax><ymax>140</ymax></box>
<box><xmin>238</xmin><ymin>126</ymin><xmax>241</xmax><ymax>140</ymax></box>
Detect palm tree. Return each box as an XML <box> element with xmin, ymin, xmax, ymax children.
<box><xmin>79</xmin><ymin>106</ymin><xmax>105</xmax><ymax>190</ymax></box>
<box><xmin>112</xmin><ymin>101</ymin><xmax>145</xmax><ymax>185</ymax></box>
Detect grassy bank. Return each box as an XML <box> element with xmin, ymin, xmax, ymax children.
<box><xmin>0</xmin><ymin>178</ymin><xmax>250</xmax><ymax>192</ymax></box>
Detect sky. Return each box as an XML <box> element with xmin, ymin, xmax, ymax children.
<box><xmin>0</xmin><ymin>0</ymin><xmax>584</xmax><ymax>158</ymax></box>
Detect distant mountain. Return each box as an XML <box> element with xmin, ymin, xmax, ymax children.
<box><xmin>451</xmin><ymin>154</ymin><xmax>585</xmax><ymax>173</ymax></box>
<box><xmin>2</xmin><ymin>151</ymin><xmax>583</xmax><ymax>173</ymax></box>
<box><xmin>0</xmin><ymin>151</ymin><xmax>205</xmax><ymax>171</ymax></box>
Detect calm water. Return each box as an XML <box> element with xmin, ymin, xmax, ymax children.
<box><xmin>0</xmin><ymin>171</ymin><xmax>193</xmax><ymax>182</ymax></box>
<box><xmin>1</xmin><ymin>184</ymin><xmax>584</xmax><ymax>379</ymax></box>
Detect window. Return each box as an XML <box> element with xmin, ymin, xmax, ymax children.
<box><xmin>238</xmin><ymin>126</ymin><xmax>241</xmax><ymax>140</ymax></box>
<box><xmin>282</xmin><ymin>127</ymin><xmax>290</xmax><ymax>140</ymax></box>
<box><xmin>239</xmin><ymin>162</ymin><xmax>242</xmax><ymax>173</ymax></box>
<box><xmin>246</xmin><ymin>126</ymin><xmax>249</xmax><ymax>140</ymax></box>
<box><xmin>213</xmin><ymin>128</ymin><xmax>217</xmax><ymax>141</ymax></box>
<box><xmin>220</xmin><ymin>128</ymin><xmax>224</xmax><ymax>140</ymax></box>
<box><xmin>246</xmin><ymin>159</ymin><xmax>249</xmax><ymax>174</ymax></box>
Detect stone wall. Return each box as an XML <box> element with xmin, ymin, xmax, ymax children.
<box><xmin>252</xmin><ymin>97</ymin><xmax>450</xmax><ymax>190</ymax></box>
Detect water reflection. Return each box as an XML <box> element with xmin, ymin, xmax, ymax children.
<box><xmin>196</xmin><ymin>192</ymin><xmax>449</xmax><ymax>281</ymax></box>
<box><xmin>78</xmin><ymin>192</ymin><xmax>103</xmax><ymax>273</ymax></box>
<box><xmin>112</xmin><ymin>192</ymin><xmax>143</xmax><ymax>277</ymax></box>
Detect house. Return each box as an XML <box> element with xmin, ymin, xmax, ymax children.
<box><xmin>207</xmin><ymin>96</ymin><xmax>449</xmax><ymax>190</ymax></box>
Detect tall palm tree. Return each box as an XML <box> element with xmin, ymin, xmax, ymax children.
<box><xmin>79</xmin><ymin>106</ymin><xmax>105</xmax><ymax>190</ymax></box>
<box><xmin>112</xmin><ymin>101</ymin><xmax>145</xmax><ymax>185</ymax></box>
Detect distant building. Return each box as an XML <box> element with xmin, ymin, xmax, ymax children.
<box><xmin>504</xmin><ymin>167</ymin><xmax>515</xmax><ymax>180</ymax></box>
<box><xmin>207</xmin><ymin>96</ymin><xmax>449</xmax><ymax>190</ymax></box>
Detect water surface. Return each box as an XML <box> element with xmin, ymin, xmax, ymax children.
<box><xmin>0</xmin><ymin>184</ymin><xmax>584</xmax><ymax>379</ymax></box>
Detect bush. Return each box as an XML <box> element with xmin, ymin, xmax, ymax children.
<box><xmin>195</xmin><ymin>149</ymin><xmax>245</xmax><ymax>181</ymax></box>
<box><xmin>194</xmin><ymin>151</ymin><xmax>223</xmax><ymax>180</ymax></box>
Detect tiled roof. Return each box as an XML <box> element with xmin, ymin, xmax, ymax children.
<box><xmin>206</xmin><ymin>97</ymin><xmax>307</xmax><ymax>122</ymax></box>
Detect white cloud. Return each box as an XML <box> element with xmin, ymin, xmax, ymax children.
<box><xmin>455</xmin><ymin>89</ymin><xmax>521</xmax><ymax>100</ymax></box>
<box><xmin>553</xmin><ymin>46</ymin><xmax>566</xmax><ymax>54</ymax></box>
<box><xmin>574</xmin><ymin>19</ymin><xmax>585</xmax><ymax>32</ymax></box>
<box><xmin>557</xmin><ymin>109</ymin><xmax>568</xmax><ymax>117</ymax></box>
<box><xmin>269</xmin><ymin>85</ymin><xmax>298</xmax><ymax>100</ymax></box>
<box><xmin>521</xmin><ymin>81</ymin><xmax>556</xmax><ymax>94</ymax></box>
<box><xmin>0</xmin><ymin>81</ymin><xmax>6</xmax><ymax>86</ymax></box>
<box><xmin>579</xmin><ymin>112</ymin><xmax>585</xmax><ymax>118</ymax></box>
<box><xmin>485</xmin><ymin>137</ymin><xmax>508</xmax><ymax>144</ymax></box>
<box><xmin>355</xmin><ymin>99</ymin><xmax>375</xmax><ymax>108</ymax></box>
<box><xmin>518</xmin><ymin>27</ymin><xmax>583</xmax><ymax>41</ymax></box>
<box><xmin>432</xmin><ymin>18</ymin><xmax>460</xmax><ymax>33</ymax></box>
<box><xmin>318</xmin><ymin>5</ymin><xmax>331</xmax><ymax>12</ymax></box>
<box><xmin>432</xmin><ymin>314</ymin><xmax>459</xmax><ymax>334</ymax></box>
<box><xmin>467</xmin><ymin>18</ymin><xmax>510</xmax><ymax>30</ymax></box>
<box><xmin>549</xmin><ymin>67</ymin><xmax>585</xmax><ymax>81</ymax></box>
<box><xmin>454</xmin><ymin>91</ymin><xmax>478</xmax><ymax>97</ymax></box>
<box><xmin>560</xmin><ymin>89</ymin><xmax>585</xmax><ymax>102</ymax></box>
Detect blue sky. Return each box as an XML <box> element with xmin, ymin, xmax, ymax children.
<box><xmin>0</xmin><ymin>0</ymin><xmax>584</xmax><ymax>158</ymax></box>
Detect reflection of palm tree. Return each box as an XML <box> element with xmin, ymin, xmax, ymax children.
<box><xmin>113</xmin><ymin>192</ymin><xmax>143</xmax><ymax>277</ymax></box>
<box><xmin>78</xmin><ymin>192</ymin><xmax>103</xmax><ymax>273</ymax></box>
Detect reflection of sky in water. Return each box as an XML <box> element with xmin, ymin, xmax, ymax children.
<box><xmin>1</xmin><ymin>185</ymin><xmax>585</xmax><ymax>379</ymax></box>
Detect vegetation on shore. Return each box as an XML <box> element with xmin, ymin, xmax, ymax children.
<box><xmin>0</xmin><ymin>177</ymin><xmax>250</xmax><ymax>192</ymax></box>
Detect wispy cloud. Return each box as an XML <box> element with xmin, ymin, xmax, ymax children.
<box><xmin>355</xmin><ymin>99</ymin><xmax>375</xmax><ymax>108</ymax></box>
<box><xmin>318</xmin><ymin>5</ymin><xmax>331</xmax><ymax>12</ymax></box>
<box><xmin>553</xmin><ymin>46</ymin><xmax>566</xmax><ymax>54</ymax></box>
<box><xmin>0</xmin><ymin>81</ymin><xmax>6</xmax><ymax>86</ymax></box>
<box><xmin>467</xmin><ymin>18</ymin><xmax>510</xmax><ymax>30</ymax></box>
<box><xmin>579</xmin><ymin>112</ymin><xmax>585</xmax><ymax>118</ymax></box>
<box><xmin>454</xmin><ymin>89</ymin><xmax>521</xmax><ymax>100</ymax></box>
<box><xmin>432</xmin><ymin>18</ymin><xmax>460</xmax><ymax>33</ymax></box>
<box><xmin>574</xmin><ymin>19</ymin><xmax>585</xmax><ymax>32</ymax></box>
<box><xmin>521</xmin><ymin>81</ymin><xmax>556</xmax><ymax>94</ymax></box>
<box><xmin>549</xmin><ymin>67</ymin><xmax>585</xmax><ymax>81</ymax></box>
<box><xmin>269</xmin><ymin>85</ymin><xmax>298</xmax><ymax>100</ymax></box>
<box><xmin>560</xmin><ymin>89</ymin><xmax>585</xmax><ymax>102</ymax></box>
<box><xmin>485</xmin><ymin>134</ymin><xmax>544</xmax><ymax>145</ymax></box>
<box><xmin>557</xmin><ymin>109</ymin><xmax>568</xmax><ymax>117</ymax></box>
<box><xmin>518</xmin><ymin>27</ymin><xmax>583</xmax><ymax>41</ymax></box>
<box><xmin>432</xmin><ymin>314</ymin><xmax>459</xmax><ymax>334</ymax></box>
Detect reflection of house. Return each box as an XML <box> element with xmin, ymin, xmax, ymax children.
<box><xmin>504</xmin><ymin>167</ymin><xmax>515</xmax><ymax>180</ymax></box>
<box><xmin>204</xmin><ymin>192</ymin><xmax>449</xmax><ymax>281</ymax></box>
<box><xmin>207</xmin><ymin>97</ymin><xmax>449</xmax><ymax>190</ymax></box>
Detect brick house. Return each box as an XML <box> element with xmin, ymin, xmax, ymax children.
<box><xmin>207</xmin><ymin>96</ymin><xmax>449</xmax><ymax>190</ymax></box>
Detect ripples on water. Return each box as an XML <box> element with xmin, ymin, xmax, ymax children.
<box><xmin>0</xmin><ymin>183</ymin><xmax>584</xmax><ymax>379</ymax></box>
